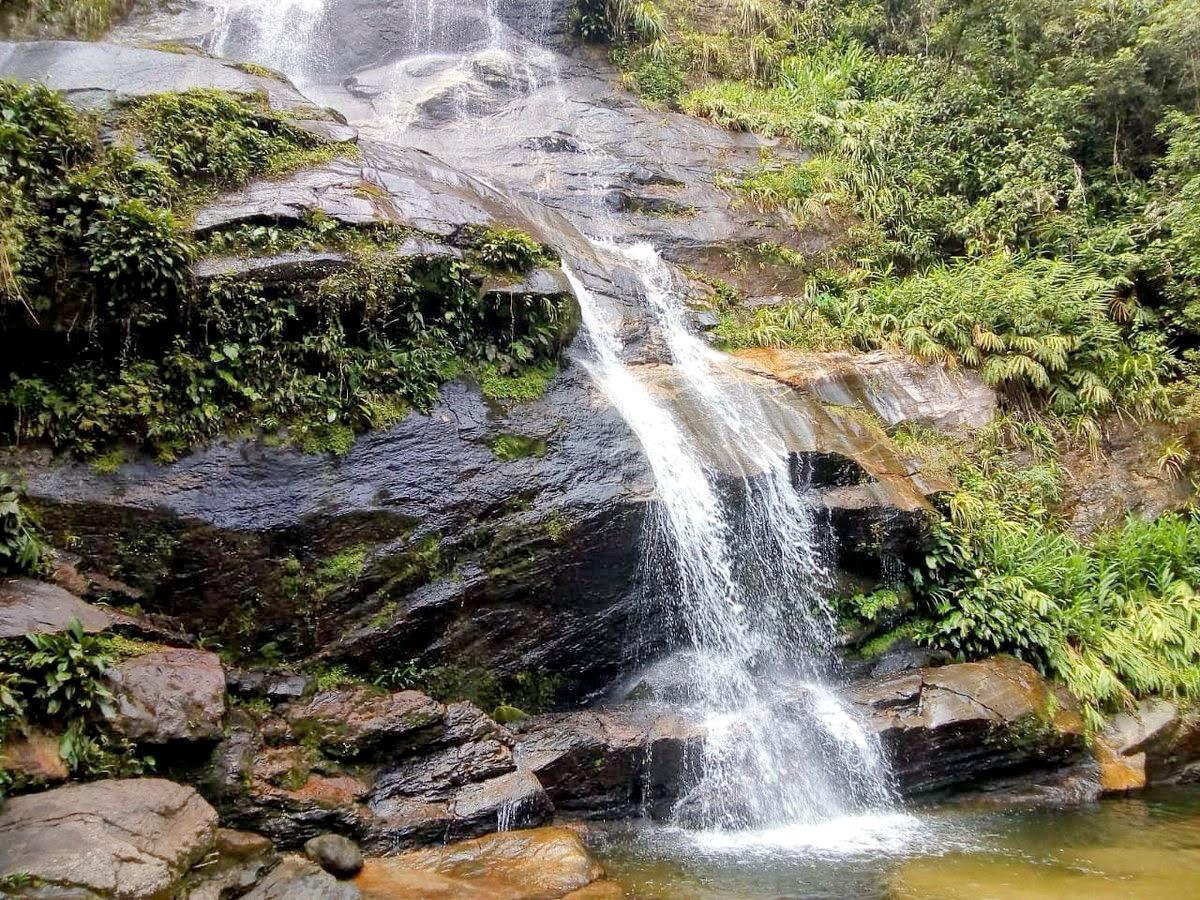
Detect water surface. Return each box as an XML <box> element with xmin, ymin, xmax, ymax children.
<box><xmin>591</xmin><ymin>786</ymin><xmax>1200</xmax><ymax>899</ymax></box>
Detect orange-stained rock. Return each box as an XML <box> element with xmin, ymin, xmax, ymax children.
<box><xmin>0</xmin><ymin>728</ymin><xmax>67</xmax><ymax>785</ymax></box>
<box><xmin>1094</xmin><ymin>738</ymin><xmax>1147</xmax><ymax>793</ymax></box>
<box><xmin>355</xmin><ymin>826</ymin><xmax>606</xmax><ymax>900</ymax></box>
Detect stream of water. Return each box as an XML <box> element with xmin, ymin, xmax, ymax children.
<box><xmin>205</xmin><ymin>0</ymin><xmax>907</xmax><ymax>849</ymax></box>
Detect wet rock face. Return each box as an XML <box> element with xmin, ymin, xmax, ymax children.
<box><xmin>106</xmin><ymin>648</ymin><xmax>228</xmax><ymax>744</ymax></box>
<box><xmin>513</xmin><ymin>706</ymin><xmax>706</xmax><ymax>818</ymax></box>
<box><xmin>848</xmin><ymin>657</ymin><xmax>1086</xmax><ymax>796</ymax></box>
<box><xmin>0</xmin><ymin>778</ymin><xmax>219</xmax><ymax>899</ymax></box>
<box><xmin>206</xmin><ymin>689</ymin><xmax>552</xmax><ymax>852</ymax></box>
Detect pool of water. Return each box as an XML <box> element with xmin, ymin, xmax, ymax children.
<box><xmin>589</xmin><ymin>786</ymin><xmax>1200</xmax><ymax>899</ymax></box>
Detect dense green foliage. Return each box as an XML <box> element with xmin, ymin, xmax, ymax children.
<box><xmin>0</xmin><ymin>474</ymin><xmax>47</xmax><ymax>576</ymax></box>
<box><xmin>908</xmin><ymin>425</ymin><xmax>1200</xmax><ymax>727</ymax></box>
<box><xmin>0</xmin><ymin>0</ymin><xmax>130</xmax><ymax>38</ymax></box>
<box><xmin>0</xmin><ymin>81</ymin><xmax>573</xmax><ymax>459</ymax></box>
<box><xmin>0</xmin><ymin>619</ymin><xmax>152</xmax><ymax>793</ymax></box>
<box><xmin>607</xmin><ymin>0</ymin><xmax>1200</xmax><ymax>430</ymax></box>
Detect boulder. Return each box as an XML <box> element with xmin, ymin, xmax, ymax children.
<box><xmin>354</xmin><ymin>826</ymin><xmax>606</xmax><ymax>900</ymax></box>
<box><xmin>244</xmin><ymin>855</ymin><xmax>362</xmax><ymax>900</ymax></box>
<box><xmin>848</xmin><ymin>657</ymin><xmax>1085</xmax><ymax>796</ymax></box>
<box><xmin>514</xmin><ymin>706</ymin><xmax>705</xmax><ymax>817</ymax></box>
<box><xmin>0</xmin><ymin>778</ymin><xmax>218</xmax><ymax>898</ymax></box>
<box><xmin>0</xmin><ymin>577</ymin><xmax>119</xmax><ymax>637</ymax></box>
<box><xmin>228</xmin><ymin>668</ymin><xmax>314</xmax><ymax>703</ymax></box>
<box><xmin>207</xmin><ymin>691</ymin><xmax>551</xmax><ymax>851</ymax></box>
<box><xmin>106</xmin><ymin>648</ymin><xmax>228</xmax><ymax>744</ymax></box>
<box><xmin>284</xmin><ymin>687</ymin><xmax>445</xmax><ymax>760</ymax></box>
<box><xmin>305</xmin><ymin>833</ymin><xmax>364</xmax><ymax>878</ymax></box>
<box><xmin>0</xmin><ymin>40</ymin><xmax>335</xmax><ymax>120</ymax></box>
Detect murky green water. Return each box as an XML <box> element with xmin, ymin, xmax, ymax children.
<box><xmin>590</xmin><ymin>787</ymin><xmax>1200</xmax><ymax>899</ymax></box>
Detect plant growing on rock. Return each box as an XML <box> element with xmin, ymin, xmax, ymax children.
<box><xmin>0</xmin><ymin>474</ymin><xmax>47</xmax><ymax>576</ymax></box>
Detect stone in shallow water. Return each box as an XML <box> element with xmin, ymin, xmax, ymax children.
<box><xmin>0</xmin><ymin>778</ymin><xmax>218</xmax><ymax>898</ymax></box>
<box><xmin>354</xmin><ymin>826</ymin><xmax>606</xmax><ymax>900</ymax></box>
<box><xmin>305</xmin><ymin>833</ymin><xmax>365</xmax><ymax>878</ymax></box>
<box><xmin>244</xmin><ymin>854</ymin><xmax>362</xmax><ymax>899</ymax></box>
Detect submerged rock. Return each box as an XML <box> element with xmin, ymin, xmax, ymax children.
<box><xmin>849</xmin><ymin>657</ymin><xmax>1085</xmax><ymax>796</ymax></box>
<box><xmin>0</xmin><ymin>778</ymin><xmax>219</xmax><ymax>898</ymax></box>
<box><xmin>354</xmin><ymin>826</ymin><xmax>607</xmax><ymax>900</ymax></box>
<box><xmin>244</xmin><ymin>855</ymin><xmax>362</xmax><ymax>900</ymax></box>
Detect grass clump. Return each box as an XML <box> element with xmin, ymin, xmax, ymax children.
<box><xmin>478</xmin><ymin>361</ymin><xmax>558</xmax><ymax>403</ymax></box>
<box><xmin>475</xmin><ymin>226</ymin><xmax>556</xmax><ymax>274</ymax></box>
<box><xmin>488</xmin><ymin>433</ymin><xmax>547</xmax><ymax>461</ymax></box>
<box><xmin>0</xmin><ymin>0</ymin><xmax>132</xmax><ymax>38</ymax></box>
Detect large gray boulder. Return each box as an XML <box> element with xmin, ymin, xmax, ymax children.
<box><xmin>0</xmin><ymin>577</ymin><xmax>121</xmax><ymax>638</ymax></box>
<box><xmin>106</xmin><ymin>648</ymin><xmax>228</xmax><ymax>744</ymax></box>
<box><xmin>0</xmin><ymin>778</ymin><xmax>219</xmax><ymax>898</ymax></box>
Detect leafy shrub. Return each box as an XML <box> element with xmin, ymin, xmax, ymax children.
<box><xmin>128</xmin><ymin>89</ymin><xmax>323</xmax><ymax>185</ymax></box>
<box><xmin>573</xmin><ymin>0</ymin><xmax>666</xmax><ymax>44</ymax></box>
<box><xmin>0</xmin><ymin>0</ymin><xmax>132</xmax><ymax>38</ymax></box>
<box><xmin>0</xmin><ymin>473</ymin><xmax>47</xmax><ymax>576</ymax></box>
<box><xmin>477</xmin><ymin>227</ymin><xmax>549</xmax><ymax>273</ymax></box>
<box><xmin>0</xmin><ymin>79</ymin><xmax>95</xmax><ymax>187</ymax></box>
<box><xmin>910</xmin><ymin>428</ymin><xmax>1200</xmax><ymax>728</ymax></box>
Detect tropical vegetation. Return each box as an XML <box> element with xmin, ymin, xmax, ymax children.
<box><xmin>0</xmin><ymin>81</ymin><xmax>574</xmax><ymax>460</ymax></box>
<box><xmin>585</xmin><ymin>0</ymin><xmax>1200</xmax><ymax>720</ymax></box>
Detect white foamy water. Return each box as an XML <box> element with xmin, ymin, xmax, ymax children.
<box><xmin>209</xmin><ymin>0</ymin><xmax>328</xmax><ymax>82</ymax></box>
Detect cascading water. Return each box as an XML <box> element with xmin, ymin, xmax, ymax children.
<box><xmin>208</xmin><ymin>0</ymin><xmax>328</xmax><ymax>83</ymax></box>
<box><xmin>199</xmin><ymin>0</ymin><xmax>909</xmax><ymax>848</ymax></box>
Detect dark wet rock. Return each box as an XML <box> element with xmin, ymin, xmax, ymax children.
<box><xmin>106</xmin><ymin>648</ymin><xmax>228</xmax><ymax>744</ymax></box>
<box><xmin>950</xmin><ymin>757</ymin><xmax>1104</xmax><ymax>807</ymax></box>
<box><xmin>228</xmin><ymin>668</ymin><xmax>314</xmax><ymax>703</ymax></box>
<box><xmin>0</xmin><ymin>40</ymin><xmax>335</xmax><ymax>119</ymax></box>
<box><xmin>369</xmin><ymin>738</ymin><xmax>515</xmax><ymax>801</ymax></box>
<box><xmin>244</xmin><ymin>855</ymin><xmax>362</xmax><ymax>900</ymax></box>
<box><xmin>294</xmin><ymin>120</ymin><xmax>361</xmax><ymax>144</ymax></box>
<box><xmin>305</xmin><ymin>833</ymin><xmax>364</xmax><ymax>878</ymax></box>
<box><xmin>192</xmin><ymin>251</ymin><xmax>355</xmax><ymax>285</ymax></box>
<box><xmin>849</xmin><ymin>658</ymin><xmax>1086</xmax><ymax>796</ymax></box>
<box><xmin>186</xmin><ymin>828</ymin><xmax>279</xmax><ymax>900</ymax></box>
<box><xmin>514</xmin><ymin>706</ymin><xmax>705</xmax><ymax>818</ymax></box>
<box><xmin>446</xmin><ymin>768</ymin><xmax>552</xmax><ymax>838</ymax></box>
<box><xmin>0</xmin><ymin>778</ymin><xmax>219</xmax><ymax>898</ymax></box>
<box><xmin>0</xmin><ymin>576</ymin><xmax>122</xmax><ymax>637</ymax></box>
<box><xmin>205</xmin><ymin>690</ymin><xmax>549</xmax><ymax>852</ymax></box>
<box><xmin>284</xmin><ymin>687</ymin><xmax>445</xmax><ymax>760</ymax></box>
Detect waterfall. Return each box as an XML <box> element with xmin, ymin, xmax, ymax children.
<box><xmin>208</xmin><ymin>0</ymin><xmax>328</xmax><ymax>82</ymax></box>
<box><xmin>199</xmin><ymin>0</ymin><xmax>906</xmax><ymax>846</ymax></box>
<box><xmin>567</xmin><ymin>246</ymin><xmax>897</xmax><ymax>837</ymax></box>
